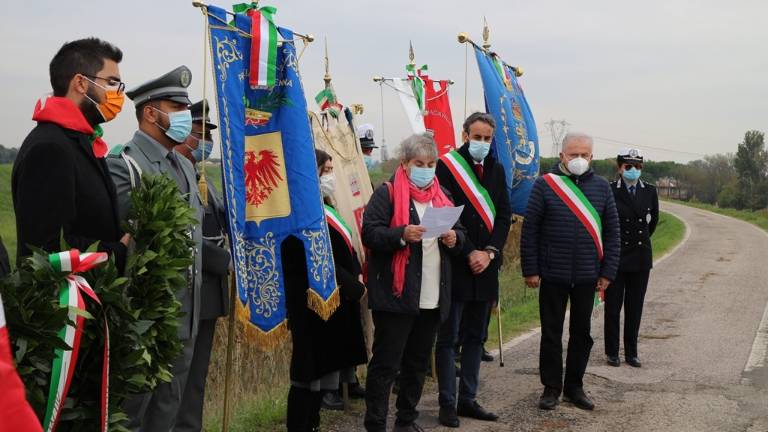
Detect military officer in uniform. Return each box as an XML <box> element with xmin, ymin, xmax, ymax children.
<box><xmin>107</xmin><ymin>66</ymin><xmax>204</xmax><ymax>431</ymax></box>
<box><xmin>174</xmin><ymin>100</ymin><xmax>231</xmax><ymax>431</ymax></box>
<box><xmin>604</xmin><ymin>148</ymin><xmax>659</xmax><ymax>368</ymax></box>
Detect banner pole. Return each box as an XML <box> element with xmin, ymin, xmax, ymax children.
<box><xmin>221</xmin><ymin>274</ymin><xmax>237</xmax><ymax>432</ymax></box>
<box><xmin>496</xmin><ymin>302</ymin><xmax>504</xmax><ymax>367</ymax></box>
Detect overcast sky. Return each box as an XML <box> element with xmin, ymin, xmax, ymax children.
<box><xmin>2</xmin><ymin>0</ymin><xmax>766</xmax><ymax>163</ymax></box>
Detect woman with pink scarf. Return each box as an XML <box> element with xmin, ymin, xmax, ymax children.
<box><xmin>362</xmin><ymin>133</ymin><xmax>465</xmax><ymax>432</ymax></box>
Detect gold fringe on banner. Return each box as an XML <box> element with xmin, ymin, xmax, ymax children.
<box><xmin>306</xmin><ymin>286</ymin><xmax>341</xmax><ymax>321</ymax></box>
<box><xmin>235</xmin><ymin>297</ymin><xmax>290</xmax><ymax>351</ymax></box>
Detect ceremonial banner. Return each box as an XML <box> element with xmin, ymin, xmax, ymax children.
<box><xmin>310</xmin><ymin>107</ymin><xmax>374</xmax><ymax>263</ymax></box>
<box><xmin>391</xmin><ymin>78</ymin><xmax>426</xmax><ymax>135</ymax></box>
<box><xmin>473</xmin><ymin>47</ymin><xmax>539</xmax><ymax>215</ymax></box>
<box><xmin>391</xmin><ymin>68</ymin><xmax>455</xmax><ymax>156</ymax></box>
<box><xmin>208</xmin><ymin>5</ymin><xmax>338</xmax><ymax>347</ymax></box>
<box><xmin>423</xmin><ymin>76</ymin><xmax>455</xmax><ymax>156</ymax></box>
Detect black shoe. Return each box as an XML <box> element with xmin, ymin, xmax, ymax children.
<box><xmin>606</xmin><ymin>356</ymin><xmax>620</xmax><ymax>367</ymax></box>
<box><xmin>626</xmin><ymin>357</ymin><xmax>642</xmax><ymax>368</ymax></box>
<box><xmin>392</xmin><ymin>421</ymin><xmax>425</xmax><ymax>432</ymax></box>
<box><xmin>438</xmin><ymin>406</ymin><xmax>460</xmax><ymax>428</ymax></box>
<box><xmin>457</xmin><ymin>400</ymin><xmax>498</xmax><ymax>421</ymax></box>
<box><xmin>481</xmin><ymin>348</ymin><xmax>494</xmax><ymax>362</ymax></box>
<box><xmin>348</xmin><ymin>382</ymin><xmax>366</xmax><ymax>399</ymax></box>
<box><xmin>320</xmin><ymin>391</ymin><xmax>344</xmax><ymax>411</ymax></box>
<box><xmin>538</xmin><ymin>387</ymin><xmax>560</xmax><ymax>410</ymax></box>
<box><xmin>563</xmin><ymin>387</ymin><xmax>595</xmax><ymax>411</ymax></box>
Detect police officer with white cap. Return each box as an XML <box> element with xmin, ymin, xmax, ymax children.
<box><xmin>107</xmin><ymin>65</ymin><xmax>204</xmax><ymax>431</ymax></box>
<box><xmin>357</xmin><ymin>123</ymin><xmax>378</xmax><ymax>170</ymax></box>
<box><xmin>605</xmin><ymin>148</ymin><xmax>659</xmax><ymax>368</ymax></box>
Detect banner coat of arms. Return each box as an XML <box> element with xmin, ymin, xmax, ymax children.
<box><xmin>207</xmin><ymin>5</ymin><xmax>338</xmax><ymax>347</ymax></box>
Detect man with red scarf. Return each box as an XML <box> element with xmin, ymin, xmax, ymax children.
<box><xmin>12</xmin><ymin>38</ymin><xmax>129</xmax><ymax>271</ymax></box>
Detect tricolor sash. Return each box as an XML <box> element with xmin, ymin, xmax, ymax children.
<box><xmin>542</xmin><ymin>173</ymin><xmax>604</xmax><ymax>260</ymax></box>
<box><xmin>440</xmin><ymin>150</ymin><xmax>496</xmax><ymax>231</ymax></box>
<box><xmin>44</xmin><ymin>250</ymin><xmax>110</xmax><ymax>432</ymax></box>
<box><xmin>325</xmin><ymin>204</ymin><xmax>354</xmax><ymax>254</ymax></box>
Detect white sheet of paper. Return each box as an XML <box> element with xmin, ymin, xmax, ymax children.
<box><xmin>419</xmin><ymin>205</ymin><xmax>464</xmax><ymax>239</ymax></box>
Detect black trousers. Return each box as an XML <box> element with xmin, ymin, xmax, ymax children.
<box><xmin>364</xmin><ymin>309</ymin><xmax>440</xmax><ymax>432</ymax></box>
<box><xmin>287</xmin><ymin>386</ymin><xmax>322</xmax><ymax>432</ymax></box>
<box><xmin>539</xmin><ymin>279</ymin><xmax>595</xmax><ymax>393</ymax></box>
<box><xmin>604</xmin><ymin>270</ymin><xmax>650</xmax><ymax>359</ymax></box>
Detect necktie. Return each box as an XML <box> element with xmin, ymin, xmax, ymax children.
<box><xmin>166</xmin><ymin>152</ymin><xmax>189</xmax><ymax>194</ymax></box>
<box><xmin>629</xmin><ymin>185</ymin><xmax>636</xmax><ymax>197</ymax></box>
<box><xmin>474</xmin><ymin>163</ymin><xmax>484</xmax><ymax>181</ymax></box>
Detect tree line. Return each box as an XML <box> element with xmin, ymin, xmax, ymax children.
<box><xmin>540</xmin><ymin>130</ymin><xmax>767</xmax><ymax>211</ymax></box>
<box><xmin>0</xmin><ymin>145</ymin><xmax>17</xmax><ymax>164</ymax></box>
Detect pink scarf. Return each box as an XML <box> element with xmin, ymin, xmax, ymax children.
<box><xmin>390</xmin><ymin>166</ymin><xmax>453</xmax><ymax>297</ymax></box>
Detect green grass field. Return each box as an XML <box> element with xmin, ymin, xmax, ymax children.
<box><xmin>0</xmin><ymin>164</ymin><xmax>15</xmax><ymax>266</ymax></box>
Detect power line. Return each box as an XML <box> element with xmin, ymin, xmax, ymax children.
<box><xmin>592</xmin><ymin>135</ymin><xmax>705</xmax><ymax>157</ymax></box>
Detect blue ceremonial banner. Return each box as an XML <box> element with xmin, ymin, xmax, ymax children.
<box><xmin>207</xmin><ymin>5</ymin><xmax>338</xmax><ymax>346</ymax></box>
<box><xmin>473</xmin><ymin>47</ymin><xmax>539</xmax><ymax>215</ymax></box>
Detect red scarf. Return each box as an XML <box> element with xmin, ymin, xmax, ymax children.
<box><xmin>390</xmin><ymin>165</ymin><xmax>453</xmax><ymax>297</ymax></box>
<box><xmin>31</xmin><ymin>95</ymin><xmax>108</xmax><ymax>158</ymax></box>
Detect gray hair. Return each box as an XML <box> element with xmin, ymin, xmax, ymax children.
<box><xmin>561</xmin><ymin>132</ymin><xmax>594</xmax><ymax>151</ymax></box>
<box><xmin>398</xmin><ymin>132</ymin><xmax>438</xmax><ymax>162</ymax></box>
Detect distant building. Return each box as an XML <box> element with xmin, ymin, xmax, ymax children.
<box><xmin>656</xmin><ymin>177</ymin><xmax>691</xmax><ymax>200</ymax></box>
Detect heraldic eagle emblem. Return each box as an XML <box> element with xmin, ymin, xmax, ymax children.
<box><xmin>244</xmin><ymin>131</ymin><xmax>291</xmax><ymax>223</ymax></box>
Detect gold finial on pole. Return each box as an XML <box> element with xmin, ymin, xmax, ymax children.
<box><xmin>482</xmin><ymin>16</ymin><xmax>491</xmax><ymax>50</ymax></box>
<box><xmin>351</xmin><ymin>104</ymin><xmax>364</xmax><ymax>115</ymax></box>
<box><xmin>323</xmin><ymin>37</ymin><xmax>331</xmax><ymax>87</ymax></box>
<box><xmin>457</xmin><ymin>32</ymin><xmax>469</xmax><ymax>44</ymax></box>
<box><xmin>408</xmin><ymin>40</ymin><xmax>416</xmax><ymax>66</ymax></box>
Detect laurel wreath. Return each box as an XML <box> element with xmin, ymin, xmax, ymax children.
<box><xmin>0</xmin><ymin>174</ymin><xmax>197</xmax><ymax>430</ymax></box>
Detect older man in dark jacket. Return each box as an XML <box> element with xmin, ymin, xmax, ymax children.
<box><xmin>521</xmin><ymin>132</ymin><xmax>620</xmax><ymax>411</ymax></box>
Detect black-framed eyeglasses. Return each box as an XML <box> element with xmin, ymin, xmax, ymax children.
<box><xmin>83</xmin><ymin>74</ymin><xmax>126</xmax><ymax>95</ymax></box>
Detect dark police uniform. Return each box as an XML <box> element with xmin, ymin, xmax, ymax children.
<box><xmin>604</xmin><ymin>151</ymin><xmax>659</xmax><ymax>366</ymax></box>
<box><xmin>107</xmin><ymin>66</ymin><xmax>204</xmax><ymax>431</ymax></box>
<box><xmin>175</xmin><ymin>100</ymin><xmax>231</xmax><ymax>432</ymax></box>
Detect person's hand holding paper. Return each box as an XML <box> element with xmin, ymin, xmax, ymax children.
<box><xmin>419</xmin><ymin>205</ymin><xmax>464</xmax><ymax>239</ymax></box>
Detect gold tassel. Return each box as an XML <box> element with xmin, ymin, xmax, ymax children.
<box><xmin>306</xmin><ymin>286</ymin><xmax>341</xmax><ymax>321</ymax></box>
<box><xmin>235</xmin><ymin>297</ymin><xmax>290</xmax><ymax>351</ymax></box>
<box><xmin>198</xmin><ymin>173</ymin><xmax>209</xmax><ymax>207</ymax></box>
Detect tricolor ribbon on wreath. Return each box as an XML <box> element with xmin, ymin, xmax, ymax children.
<box><xmin>43</xmin><ymin>250</ymin><xmax>110</xmax><ymax>432</ymax></box>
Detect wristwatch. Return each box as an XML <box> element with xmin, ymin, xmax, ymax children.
<box><xmin>484</xmin><ymin>247</ymin><xmax>497</xmax><ymax>260</ymax></box>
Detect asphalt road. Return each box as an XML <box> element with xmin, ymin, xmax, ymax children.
<box><xmin>329</xmin><ymin>202</ymin><xmax>768</xmax><ymax>432</ymax></box>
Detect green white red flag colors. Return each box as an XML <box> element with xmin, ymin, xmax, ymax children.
<box><xmin>44</xmin><ymin>251</ymin><xmax>110</xmax><ymax>432</ymax></box>
<box><xmin>542</xmin><ymin>173</ymin><xmax>604</xmax><ymax>260</ymax></box>
<box><xmin>440</xmin><ymin>150</ymin><xmax>496</xmax><ymax>231</ymax></box>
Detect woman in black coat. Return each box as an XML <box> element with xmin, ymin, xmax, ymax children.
<box><xmin>284</xmin><ymin>150</ymin><xmax>368</xmax><ymax>432</ymax></box>
<box><xmin>362</xmin><ymin>133</ymin><xmax>465</xmax><ymax>432</ymax></box>
<box><xmin>604</xmin><ymin>149</ymin><xmax>659</xmax><ymax>369</ymax></box>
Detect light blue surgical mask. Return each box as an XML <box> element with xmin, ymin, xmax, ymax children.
<box><xmin>187</xmin><ymin>139</ymin><xmax>213</xmax><ymax>162</ymax></box>
<box><xmin>468</xmin><ymin>139</ymin><xmax>491</xmax><ymax>161</ymax></box>
<box><xmin>408</xmin><ymin>165</ymin><xmax>435</xmax><ymax>188</ymax></box>
<box><xmin>622</xmin><ymin>167</ymin><xmax>641</xmax><ymax>182</ymax></box>
<box><xmin>153</xmin><ymin>107</ymin><xmax>193</xmax><ymax>143</ymax></box>
<box><xmin>364</xmin><ymin>155</ymin><xmax>374</xmax><ymax>170</ymax></box>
